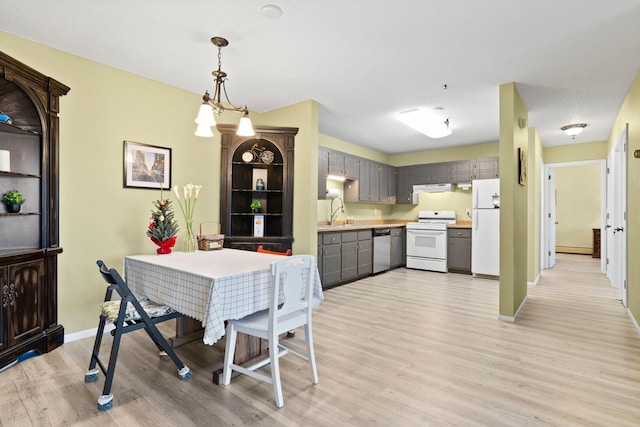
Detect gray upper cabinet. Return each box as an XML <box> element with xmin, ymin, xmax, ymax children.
<box><xmin>396</xmin><ymin>166</ymin><xmax>415</xmax><ymax>204</ymax></box>
<box><xmin>344</xmin><ymin>154</ymin><xmax>359</xmax><ymax>180</ymax></box>
<box><xmin>328</xmin><ymin>149</ymin><xmax>345</xmax><ymax>175</ymax></box>
<box><xmin>318</xmin><ymin>146</ymin><xmax>329</xmax><ymax>199</ymax></box>
<box><xmin>386</xmin><ymin>166</ymin><xmax>397</xmax><ymax>204</ymax></box>
<box><xmin>451</xmin><ymin>160</ymin><xmax>473</xmax><ymax>183</ymax></box>
<box><xmin>474</xmin><ymin>157</ymin><xmax>499</xmax><ymax>179</ymax></box>
<box><xmin>319</xmin><ymin>145</ymin><xmax>498</xmax><ymax>204</ymax></box>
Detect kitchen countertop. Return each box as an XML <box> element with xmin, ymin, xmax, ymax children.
<box><xmin>317</xmin><ymin>222</ymin><xmax>408</xmax><ymax>232</ymax></box>
<box><xmin>448</xmin><ymin>223</ymin><xmax>472</xmax><ymax>229</ymax></box>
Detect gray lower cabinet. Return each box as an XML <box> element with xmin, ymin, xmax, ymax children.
<box><xmin>320</xmin><ymin>232</ymin><xmax>341</xmax><ymax>287</ymax></box>
<box><xmin>390</xmin><ymin>227</ymin><xmax>405</xmax><ymax>268</ymax></box>
<box><xmin>357</xmin><ymin>230</ymin><xmax>373</xmax><ymax>276</ymax></box>
<box><xmin>447</xmin><ymin>228</ymin><xmax>472</xmax><ymax>274</ymax></box>
<box><xmin>318</xmin><ymin>229</ymin><xmax>373</xmax><ymax>289</ymax></box>
<box><xmin>341</xmin><ymin>232</ymin><xmax>358</xmax><ymax>282</ymax></box>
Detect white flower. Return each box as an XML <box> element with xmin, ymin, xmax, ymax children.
<box><xmin>173</xmin><ymin>183</ymin><xmax>202</xmax><ymax>223</ymax></box>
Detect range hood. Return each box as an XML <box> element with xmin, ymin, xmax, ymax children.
<box><xmin>412</xmin><ymin>183</ymin><xmax>453</xmax><ymax>193</ymax></box>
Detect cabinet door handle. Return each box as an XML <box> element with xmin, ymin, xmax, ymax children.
<box><xmin>2</xmin><ymin>283</ymin><xmax>17</xmax><ymax>307</ymax></box>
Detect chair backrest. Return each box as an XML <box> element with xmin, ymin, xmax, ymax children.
<box><xmin>257</xmin><ymin>245</ymin><xmax>292</xmax><ymax>256</ymax></box>
<box><xmin>96</xmin><ymin>260</ymin><xmax>133</xmax><ymax>299</ymax></box>
<box><xmin>269</xmin><ymin>255</ymin><xmax>314</xmax><ymax>325</ymax></box>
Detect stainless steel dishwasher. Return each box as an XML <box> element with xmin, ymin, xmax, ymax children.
<box><xmin>373</xmin><ymin>228</ymin><xmax>391</xmax><ymax>273</ymax></box>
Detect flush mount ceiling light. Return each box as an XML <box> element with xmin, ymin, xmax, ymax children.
<box><xmin>396</xmin><ymin>107</ymin><xmax>452</xmax><ymax>139</ymax></box>
<box><xmin>561</xmin><ymin>123</ymin><xmax>587</xmax><ymax>139</ymax></box>
<box><xmin>194</xmin><ymin>37</ymin><xmax>255</xmax><ymax>138</ymax></box>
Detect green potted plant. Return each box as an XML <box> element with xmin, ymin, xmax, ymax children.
<box><xmin>2</xmin><ymin>189</ymin><xmax>25</xmax><ymax>213</ymax></box>
<box><xmin>250</xmin><ymin>200</ymin><xmax>262</xmax><ymax>213</ymax></box>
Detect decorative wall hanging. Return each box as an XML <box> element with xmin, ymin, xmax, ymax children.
<box><xmin>123</xmin><ymin>141</ymin><xmax>172</xmax><ymax>189</ymax></box>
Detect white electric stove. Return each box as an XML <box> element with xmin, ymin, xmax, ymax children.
<box><xmin>406</xmin><ymin>210</ymin><xmax>456</xmax><ymax>272</ymax></box>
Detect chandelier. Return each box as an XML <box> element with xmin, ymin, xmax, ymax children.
<box><xmin>194</xmin><ymin>37</ymin><xmax>255</xmax><ymax>137</ymax></box>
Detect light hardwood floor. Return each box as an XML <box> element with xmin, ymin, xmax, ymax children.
<box><xmin>1</xmin><ymin>254</ymin><xmax>639</xmax><ymax>426</ymax></box>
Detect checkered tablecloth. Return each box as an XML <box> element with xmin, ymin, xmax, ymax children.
<box><xmin>123</xmin><ymin>249</ymin><xmax>324</xmax><ymax>345</ymax></box>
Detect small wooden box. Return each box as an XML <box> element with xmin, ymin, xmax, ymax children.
<box><xmin>198</xmin><ymin>222</ymin><xmax>224</xmax><ymax>251</ymax></box>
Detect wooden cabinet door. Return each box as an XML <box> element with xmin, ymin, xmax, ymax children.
<box><xmin>327</xmin><ymin>149</ymin><xmax>345</xmax><ymax>175</ymax></box>
<box><xmin>390</xmin><ymin>228</ymin><xmax>405</xmax><ymax>268</ymax></box>
<box><xmin>341</xmin><ymin>241</ymin><xmax>358</xmax><ymax>281</ymax></box>
<box><xmin>344</xmin><ymin>154</ymin><xmax>359</xmax><ymax>180</ymax></box>
<box><xmin>357</xmin><ymin>231</ymin><xmax>373</xmax><ymax>276</ymax></box>
<box><xmin>358</xmin><ymin>158</ymin><xmax>371</xmax><ymax>201</ymax></box>
<box><xmin>452</xmin><ymin>160</ymin><xmax>473</xmax><ymax>183</ymax></box>
<box><xmin>318</xmin><ymin>146</ymin><xmax>329</xmax><ymax>199</ymax></box>
<box><xmin>7</xmin><ymin>260</ymin><xmax>44</xmax><ymax>346</ymax></box>
<box><xmin>447</xmin><ymin>229</ymin><xmax>472</xmax><ymax>273</ymax></box>
<box><xmin>377</xmin><ymin>163</ymin><xmax>388</xmax><ymax>203</ymax></box>
<box><xmin>0</xmin><ymin>267</ymin><xmax>7</xmax><ymax>351</ymax></box>
<box><xmin>396</xmin><ymin>166</ymin><xmax>413</xmax><ymax>204</ymax></box>
<box><xmin>321</xmin><ymin>243</ymin><xmax>341</xmax><ymax>288</ymax></box>
<box><xmin>387</xmin><ymin>167</ymin><xmax>397</xmax><ymax>204</ymax></box>
<box><xmin>368</xmin><ymin>162</ymin><xmax>381</xmax><ymax>202</ymax></box>
<box><xmin>474</xmin><ymin>158</ymin><xmax>499</xmax><ymax>179</ymax></box>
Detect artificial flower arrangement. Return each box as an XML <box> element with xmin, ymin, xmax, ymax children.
<box><xmin>172</xmin><ymin>183</ymin><xmax>202</xmax><ymax>252</ymax></box>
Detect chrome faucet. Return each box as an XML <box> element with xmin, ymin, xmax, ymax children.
<box><xmin>330</xmin><ymin>196</ymin><xmax>344</xmax><ymax>226</ymax></box>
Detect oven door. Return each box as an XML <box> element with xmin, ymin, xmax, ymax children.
<box><xmin>406</xmin><ymin>228</ymin><xmax>447</xmax><ymax>259</ymax></box>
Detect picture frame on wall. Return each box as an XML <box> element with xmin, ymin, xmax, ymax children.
<box><xmin>123</xmin><ymin>141</ymin><xmax>171</xmax><ymax>189</ymax></box>
<box><xmin>518</xmin><ymin>147</ymin><xmax>527</xmax><ymax>186</ymax></box>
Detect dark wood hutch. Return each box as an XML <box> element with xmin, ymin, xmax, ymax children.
<box><xmin>218</xmin><ymin>124</ymin><xmax>297</xmax><ymax>252</ymax></box>
<box><xmin>0</xmin><ymin>51</ymin><xmax>69</xmax><ymax>368</ymax></box>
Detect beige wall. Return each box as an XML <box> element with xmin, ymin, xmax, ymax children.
<box><xmin>257</xmin><ymin>100</ymin><xmax>318</xmax><ymax>255</ymax></box>
<box><xmin>554</xmin><ymin>164</ymin><xmax>601</xmax><ymax>251</ymax></box>
<box><xmin>0</xmin><ymin>32</ymin><xmax>226</xmax><ymax>333</ymax></box>
<box><xmin>608</xmin><ymin>70</ymin><xmax>640</xmax><ymax>323</ymax></box>
<box><xmin>499</xmin><ymin>83</ymin><xmax>528</xmax><ymax>319</ymax></box>
<box><xmin>544</xmin><ymin>141</ymin><xmax>608</xmax><ymax>163</ymax></box>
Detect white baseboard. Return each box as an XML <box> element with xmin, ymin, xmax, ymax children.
<box><xmin>498</xmin><ymin>295</ymin><xmax>528</xmax><ymax>323</ymax></box>
<box><xmin>65</xmin><ymin>324</ymin><xmax>114</xmax><ymax>343</ymax></box>
<box><xmin>628</xmin><ymin>308</ymin><xmax>640</xmax><ymax>336</ymax></box>
<box><xmin>527</xmin><ymin>273</ymin><xmax>540</xmax><ymax>286</ymax></box>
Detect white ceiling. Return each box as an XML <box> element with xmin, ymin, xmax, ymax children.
<box><xmin>2</xmin><ymin>0</ymin><xmax>640</xmax><ymax>153</ymax></box>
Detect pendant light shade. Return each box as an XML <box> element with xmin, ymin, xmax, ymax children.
<box><xmin>236</xmin><ymin>113</ymin><xmax>255</xmax><ymax>137</ymax></box>
<box><xmin>195</xmin><ymin>103</ymin><xmax>216</xmax><ymax>127</ymax></box>
<box><xmin>195</xmin><ymin>122</ymin><xmax>214</xmax><ymax>137</ymax></box>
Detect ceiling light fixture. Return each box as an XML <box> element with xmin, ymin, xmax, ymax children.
<box><xmin>397</xmin><ymin>107</ymin><xmax>452</xmax><ymax>139</ymax></box>
<box><xmin>195</xmin><ymin>37</ymin><xmax>254</xmax><ymax>138</ymax></box>
<box><xmin>560</xmin><ymin>123</ymin><xmax>587</xmax><ymax>139</ymax></box>
<box><xmin>397</xmin><ymin>84</ymin><xmax>452</xmax><ymax>139</ymax></box>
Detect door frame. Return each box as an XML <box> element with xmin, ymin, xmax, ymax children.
<box><xmin>541</xmin><ymin>159</ymin><xmax>607</xmax><ymax>273</ymax></box>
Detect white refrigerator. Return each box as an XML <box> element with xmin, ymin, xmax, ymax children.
<box><xmin>472</xmin><ymin>178</ymin><xmax>500</xmax><ymax>276</ymax></box>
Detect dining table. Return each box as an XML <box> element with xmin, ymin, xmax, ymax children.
<box><xmin>123</xmin><ymin>249</ymin><xmax>324</xmax><ymax>383</ymax></box>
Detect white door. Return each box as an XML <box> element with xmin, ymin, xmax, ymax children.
<box><xmin>610</xmin><ymin>125</ymin><xmax>628</xmax><ymax>305</ymax></box>
<box><xmin>545</xmin><ymin>168</ymin><xmax>557</xmax><ymax>268</ymax></box>
<box><xmin>606</xmin><ymin>150</ymin><xmax>614</xmax><ymax>282</ymax></box>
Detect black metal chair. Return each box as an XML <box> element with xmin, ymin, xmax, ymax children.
<box><xmin>84</xmin><ymin>260</ymin><xmax>191</xmax><ymax>411</ymax></box>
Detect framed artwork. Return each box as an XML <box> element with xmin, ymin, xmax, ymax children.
<box><xmin>123</xmin><ymin>141</ymin><xmax>171</xmax><ymax>189</ymax></box>
<box><xmin>518</xmin><ymin>147</ymin><xmax>527</xmax><ymax>186</ymax></box>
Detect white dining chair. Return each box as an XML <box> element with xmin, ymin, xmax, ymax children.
<box><xmin>221</xmin><ymin>254</ymin><xmax>319</xmax><ymax>408</ymax></box>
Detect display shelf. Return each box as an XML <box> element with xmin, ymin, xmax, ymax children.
<box><xmin>219</xmin><ymin>125</ymin><xmax>297</xmax><ymax>251</ymax></box>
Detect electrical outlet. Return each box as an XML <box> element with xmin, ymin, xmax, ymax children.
<box><xmin>466</xmin><ymin>208</ymin><xmax>471</xmax><ymax>217</ymax></box>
